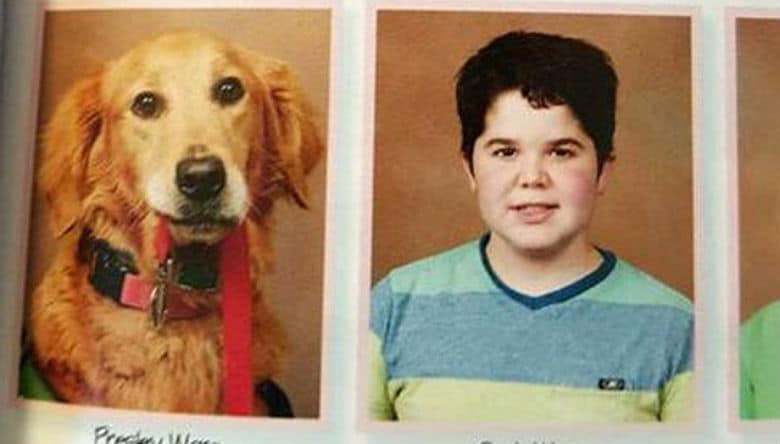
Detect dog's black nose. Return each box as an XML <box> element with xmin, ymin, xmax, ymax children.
<box><xmin>176</xmin><ymin>156</ymin><xmax>226</xmax><ymax>201</ymax></box>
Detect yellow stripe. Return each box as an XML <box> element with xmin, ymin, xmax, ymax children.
<box><xmin>386</xmin><ymin>378</ymin><xmax>667</xmax><ymax>423</ymax></box>
<box><xmin>659</xmin><ymin>371</ymin><xmax>694</xmax><ymax>421</ymax></box>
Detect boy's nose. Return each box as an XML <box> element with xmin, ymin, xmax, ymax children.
<box><xmin>516</xmin><ymin>157</ymin><xmax>549</xmax><ymax>188</ymax></box>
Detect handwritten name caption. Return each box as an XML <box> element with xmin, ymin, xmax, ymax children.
<box><xmin>94</xmin><ymin>425</ymin><xmax>221</xmax><ymax>444</ymax></box>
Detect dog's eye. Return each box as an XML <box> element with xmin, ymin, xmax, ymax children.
<box><xmin>212</xmin><ymin>77</ymin><xmax>245</xmax><ymax>105</ymax></box>
<box><xmin>131</xmin><ymin>92</ymin><xmax>164</xmax><ymax>119</ymax></box>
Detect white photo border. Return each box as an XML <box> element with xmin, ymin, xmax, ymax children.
<box><xmin>2</xmin><ymin>0</ymin><xmax>340</xmax><ymax>441</ymax></box>
<box><xmin>357</xmin><ymin>1</ymin><xmax>703</xmax><ymax>440</ymax></box>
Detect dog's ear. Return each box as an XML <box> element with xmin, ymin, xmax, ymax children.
<box><xmin>252</xmin><ymin>56</ymin><xmax>323</xmax><ymax>209</ymax></box>
<box><xmin>38</xmin><ymin>72</ymin><xmax>103</xmax><ymax>237</ymax></box>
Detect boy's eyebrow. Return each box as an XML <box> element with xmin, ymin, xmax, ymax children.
<box><xmin>482</xmin><ymin>137</ymin><xmax>517</xmax><ymax>148</ymax></box>
<box><xmin>482</xmin><ymin>137</ymin><xmax>589</xmax><ymax>149</ymax></box>
<box><xmin>548</xmin><ymin>137</ymin><xmax>587</xmax><ymax>149</ymax></box>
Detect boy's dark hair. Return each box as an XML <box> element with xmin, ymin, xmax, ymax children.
<box><xmin>456</xmin><ymin>31</ymin><xmax>618</xmax><ymax>173</ymax></box>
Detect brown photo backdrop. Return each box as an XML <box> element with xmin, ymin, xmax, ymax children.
<box><xmin>372</xmin><ymin>11</ymin><xmax>694</xmax><ymax>300</ymax></box>
<box><xmin>738</xmin><ymin>18</ymin><xmax>780</xmax><ymax>321</ymax></box>
<box><xmin>24</xmin><ymin>9</ymin><xmax>330</xmax><ymax>418</ymax></box>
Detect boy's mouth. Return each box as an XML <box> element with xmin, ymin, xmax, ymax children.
<box><xmin>510</xmin><ymin>203</ymin><xmax>559</xmax><ymax>223</ymax></box>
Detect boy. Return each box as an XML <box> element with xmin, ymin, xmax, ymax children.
<box><xmin>740</xmin><ymin>300</ymin><xmax>780</xmax><ymax>419</ymax></box>
<box><xmin>368</xmin><ymin>31</ymin><xmax>693</xmax><ymax>422</ymax></box>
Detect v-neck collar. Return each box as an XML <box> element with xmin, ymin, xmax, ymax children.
<box><xmin>479</xmin><ymin>233</ymin><xmax>616</xmax><ymax>310</ymax></box>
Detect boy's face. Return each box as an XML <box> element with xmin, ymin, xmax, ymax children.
<box><xmin>465</xmin><ymin>90</ymin><xmax>611</xmax><ymax>258</ymax></box>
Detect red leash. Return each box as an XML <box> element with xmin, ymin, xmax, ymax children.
<box><xmin>155</xmin><ymin>220</ymin><xmax>253</xmax><ymax>415</ymax></box>
<box><xmin>218</xmin><ymin>225</ymin><xmax>253</xmax><ymax>414</ymax></box>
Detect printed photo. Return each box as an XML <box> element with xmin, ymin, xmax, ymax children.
<box><xmin>737</xmin><ymin>16</ymin><xmax>780</xmax><ymax>421</ymax></box>
<box><xmin>367</xmin><ymin>9</ymin><xmax>695</xmax><ymax>424</ymax></box>
<box><xmin>17</xmin><ymin>6</ymin><xmax>330</xmax><ymax>418</ymax></box>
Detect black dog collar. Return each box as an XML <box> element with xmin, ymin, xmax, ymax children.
<box><xmin>79</xmin><ymin>230</ymin><xmax>220</xmax><ymax>303</ymax></box>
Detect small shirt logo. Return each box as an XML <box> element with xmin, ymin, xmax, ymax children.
<box><xmin>598</xmin><ymin>378</ymin><xmax>626</xmax><ymax>391</ymax></box>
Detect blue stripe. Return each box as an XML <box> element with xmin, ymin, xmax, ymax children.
<box><xmin>479</xmin><ymin>233</ymin><xmax>617</xmax><ymax>310</ymax></box>
<box><xmin>376</xmin><ymin>292</ymin><xmax>692</xmax><ymax>391</ymax></box>
<box><xmin>370</xmin><ymin>278</ymin><xmax>393</xmax><ymax>339</ymax></box>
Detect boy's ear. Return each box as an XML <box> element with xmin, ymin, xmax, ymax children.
<box><xmin>461</xmin><ymin>157</ymin><xmax>476</xmax><ymax>191</ymax></box>
<box><xmin>596</xmin><ymin>154</ymin><xmax>616</xmax><ymax>194</ymax></box>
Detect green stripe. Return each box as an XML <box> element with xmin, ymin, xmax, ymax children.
<box><xmin>386</xmin><ymin>239</ymin><xmax>691</xmax><ymax>314</ymax></box>
<box><xmin>387</xmin><ymin>240</ymin><xmax>493</xmax><ymax>295</ymax></box>
<box><xmin>580</xmin><ymin>260</ymin><xmax>692</xmax><ymax>312</ymax></box>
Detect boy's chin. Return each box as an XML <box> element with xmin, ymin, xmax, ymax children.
<box><xmin>509</xmin><ymin>243</ymin><xmax>566</xmax><ymax>259</ymax></box>
<box><xmin>488</xmin><ymin>231</ymin><xmax>586</xmax><ymax>260</ymax></box>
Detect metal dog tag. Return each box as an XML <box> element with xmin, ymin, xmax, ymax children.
<box><xmin>150</xmin><ymin>258</ymin><xmax>172</xmax><ymax>328</ymax></box>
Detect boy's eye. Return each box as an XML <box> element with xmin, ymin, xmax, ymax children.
<box><xmin>549</xmin><ymin>146</ymin><xmax>576</xmax><ymax>158</ymax></box>
<box><xmin>492</xmin><ymin>146</ymin><xmax>518</xmax><ymax>158</ymax></box>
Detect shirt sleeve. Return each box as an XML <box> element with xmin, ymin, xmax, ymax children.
<box><xmin>368</xmin><ymin>333</ymin><xmax>395</xmax><ymax>420</ymax></box>
<box><xmin>367</xmin><ymin>278</ymin><xmax>396</xmax><ymax>420</ymax></box>
<box><xmin>659</xmin><ymin>371</ymin><xmax>693</xmax><ymax>421</ymax></box>
<box><xmin>659</xmin><ymin>313</ymin><xmax>694</xmax><ymax>422</ymax></box>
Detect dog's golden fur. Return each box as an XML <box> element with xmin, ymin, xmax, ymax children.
<box><xmin>28</xmin><ymin>31</ymin><xmax>322</xmax><ymax>414</ymax></box>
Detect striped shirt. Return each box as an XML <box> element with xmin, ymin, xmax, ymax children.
<box><xmin>369</xmin><ymin>236</ymin><xmax>693</xmax><ymax>422</ymax></box>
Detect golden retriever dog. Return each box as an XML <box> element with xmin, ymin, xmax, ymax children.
<box><xmin>27</xmin><ymin>30</ymin><xmax>322</xmax><ymax>415</ymax></box>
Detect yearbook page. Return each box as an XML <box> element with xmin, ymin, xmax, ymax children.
<box><xmin>0</xmin><ymin>0</ymin><xmax>778</xmax><ymax>444</ymax></box>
